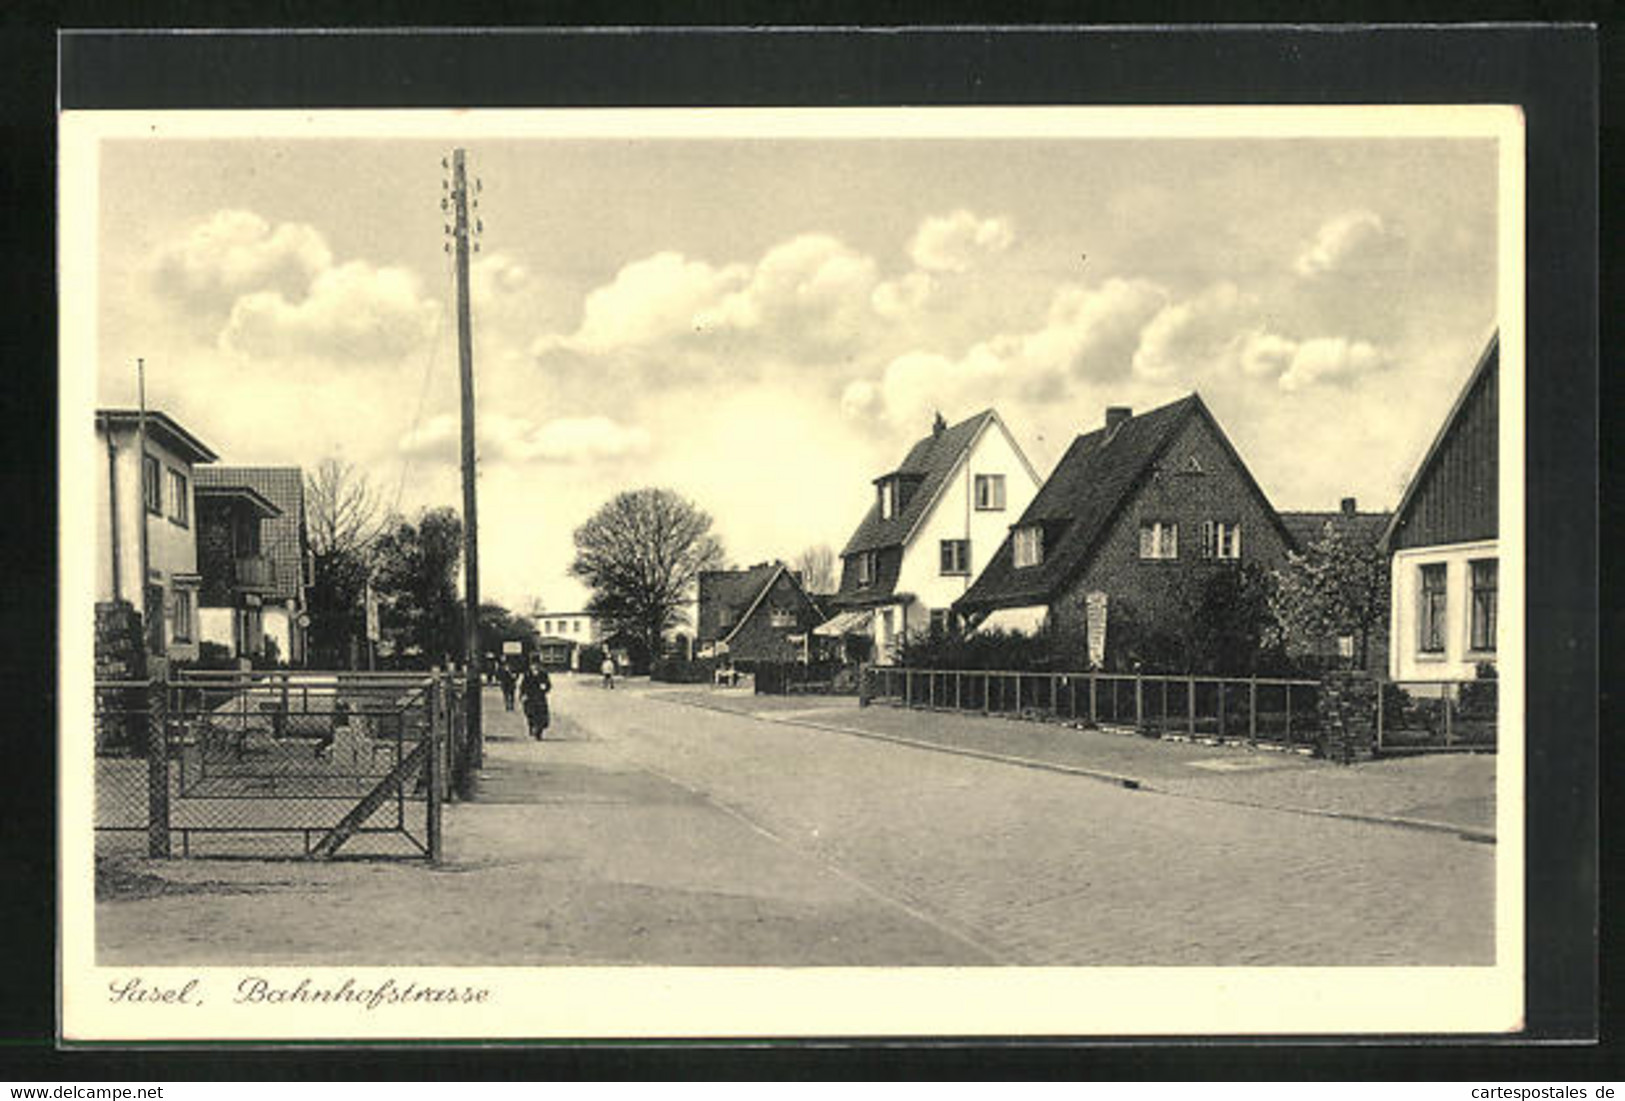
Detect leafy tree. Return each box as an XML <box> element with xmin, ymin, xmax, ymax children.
<box><xmin>570</xmin><ymin>488</ymin><xmax>726</xmax><ymax>671</ymax></box>
<box><xmin>793</xmin><ymin>544</ymin><xmax>837</xmax><ymax>595</ymax></box>
<box><xmin>1271</xmin><ymin>520</ymin><xmax>1390</xmax><ymax>669</ymax></box>
<box><xmin>372</xmin><ymin>507</ymin><xmax>464</xmax><ymax>667</ymax></box>
<box><xmin>304</xmin><ymin>458</ymin><xmax>386</xmax><ymax>668</ymax></box>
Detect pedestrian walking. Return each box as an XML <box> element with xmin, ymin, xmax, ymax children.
<box><xmin>519</xmin><ymin>656</ymin><xmax>552</xmax><ymax>740</ymax></box>
<box><xmin>601</xmin><ymin>654</ymin><xmax>616</xmax><ymax>689</ymax></box>
<box><xmin>497</xmin><ymin>660</ymin><xmax>517</xmax><ymax>712</ymax></box>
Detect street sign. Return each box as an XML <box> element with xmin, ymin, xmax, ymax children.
<box><xmin>502</xmin><ymin>640</ymin><xmax>522</xmax><ymax>655</ymax></box>
<box><xmin>1085</xmin><ymin>591</ymin><xmax>1108</xmax><ymax>669</ymax></box>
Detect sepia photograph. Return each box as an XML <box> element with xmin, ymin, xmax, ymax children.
<box><xmin>59</xmin><ymin>104</ymin><xmax>1524</xmax><ymax>1040</ymax></box>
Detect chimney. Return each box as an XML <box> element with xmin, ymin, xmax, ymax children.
<box><xmin>1340</xmin><ymin>496</ymin><xmax>1357</xmax><ymax>516</ymax></box>
<box><xmin>1105</xmin><ymin>406</ymin><xmax>1133</xmax><ymax>436</ymax></box>
<box><xmin>932</xmin><ymin>411</ymin><xmax>947</xmax><ymax>437</ymax></box>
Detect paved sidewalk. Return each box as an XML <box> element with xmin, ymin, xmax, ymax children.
<box><xmin>644</xmin><ymin>682</ymin><xmax>1497</xmax><ymax>840</ymax></box>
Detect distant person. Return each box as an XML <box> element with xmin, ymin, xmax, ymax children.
<box><xmin>601</xmin><ymin>655</ymin><xmax>616</xmax><ymax>690</ymax></box>
<box><xmin>497</xmin><ymin>660</ymin><xmax>517</xmax><ymax>712</ymax></box>
<box><xmin>519</xmin><ymin>656</ymin><xmax>552</xmax><ymax>740</ymax></box>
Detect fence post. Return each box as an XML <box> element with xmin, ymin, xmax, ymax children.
<box><xmin>1284</xmin><ymin>683</ymin><xmax>1293</xmax><ymax>745</ymax></box>
<box><xmin>1014</xmin><ymin>673</ymin><xmax>1021</xmax><ymax>713</ymax></box>
<box><xmin>1444</xmin><ymin>686</ymin><xmax>1454</xmax><ymax>747</ymax></box>
<box><xmin>1134</xmin><ymin>674</ymin><xmax>1144</xmax><ymax>729</ymax></box>
<box><xmin>1217</xmin><ymin>682</ymin><xmax>1226</xmax><ymax>739</ymax></box>
<box><xmin>1187</xmin><ymin>675</ymin><xmax>1196</xmax><ymax>736</ymax></box>
<box><xmin>857</xmin><ymin>663</ymin><xmax>871</xmax><ymax>707</ymax></box>
<box><xmin>426</xmin><ymin>675</ymin><xmax>444</xmax><ymax>864</ymax></box>
<box><xmin>1089</xmin><ymin>674</ymin><xmax>1097</xmax><ymax>724</ymax></box>
<box><xmin>1249</xmin><ymin>677</ymin><xmax>1258</xmax><ymax>742</ymax></box>
<box><xmin>955</xmin><ymin>671</ymin><xmax>962</xmax><ymax>711</ymax></box>
<box><xmin>146</xmin><ymin>677</ymin><xmax>171</xmax><ymax>858</ymax></box>
<box><xmin>1376</xmin><ymin>678</ymin><xmax>1384</xmax><ymax>752</ymax></box>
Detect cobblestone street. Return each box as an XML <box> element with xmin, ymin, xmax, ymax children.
<box><xmin>97</xmin><ymin>678</ymin><xmax>1496</xmax><ymax>966</ymax></box>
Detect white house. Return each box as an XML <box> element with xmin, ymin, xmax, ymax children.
<box><xmin>819</xmin><ymin>409</ymin><xmax>1042</xmax><ymax>664</ymax></box>
<box><xmin>1385</xmin><ymin>333</ymin><xmax>1499</xmax><ymax>681</ymax></box>
<box><xmin>95</xmin><ymin>409</ymin><xmax>217</xmax><ymax>662</ymax></box>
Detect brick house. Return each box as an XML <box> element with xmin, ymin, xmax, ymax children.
<box><xmin>1278</xmin><ymin>497</ymin><xmax>1394</xmax><ymax>673</ymax></box>
<box><xmin>1384</xmin><ymin>332</ymin><xmax>1499</xmax><ymax>681</ymax></box>
<box><xmin>696</xmin><ymin>562</ymin><xmax>824</xmax><ymax>666</ymax></box>
<box><xmin>194</xmin><ymin>467</ymin><xmax>312</xmax><ymax>665</ymax></box>
<box><xmin>819</xmin><ymin>409</ymin><xmax>1042</xmax><ymax>664</ymax></box>
<box><xmin>94</xmin><ymin>409</ymin><xmax>217</xmax><ymax>663</ymax></box>
<box><xmin>956</xmin><ymin>395</ymin><xmax>1296</xmax><ymax>669</ymax></box>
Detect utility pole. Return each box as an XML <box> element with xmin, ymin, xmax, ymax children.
<box><xmin>135</xmin><ymin>358</ymin><xmax>152</xmax><ymax>656</ymax></box>
<box><xmin>445</xmin><ymin>148</ymin><xmax>484</xmax><ymax>793</ymax></box>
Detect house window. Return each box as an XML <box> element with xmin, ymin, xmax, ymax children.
<box><xmin>1139</xmin><ymin>521</ymin><xmax>1178</xmax><ymax>560</ymax></box>
<box><xmin>172</xmin><ymin>588</ymin><xmax>193</xmax><ymax>643</ymax></box>
<box><xmin>1418</xmin><ymin>563</ymin><xmax>1448</xmax><ymax>654</ymax></box>
<box><xmin>940</xmin><ymin>539</ymin><xmax>970</xmax><ymax>575</ymax></box>
<box><xmin>1470</xmin><ymin>559</ymin><xmax>1497</xmax><ymax>652</ymax></box>
<box><xmin>717</xmin><ymin>607</ymin><xmax>736</xmax><ymax>629</ymax></box>
<box><xmin>166</xmin><ymin>468</ymin><xmax>189</xmax><ymax>526</ymax></box>
<box><xmin>974</xmin><ymin>474</ymin><xmax>1006</xmax><ymax>511</ymax></box>
<box><xmin>879</xmin><ymin>480</ymin><xmax>896</xmax><ymax>520</ymax></box>
<box><xmin>572</xmin><ymin>620</ymin><xmax>581</xmax><ymax>634</ymax></box>
<box><xmin>929</xmin><ymin>608</ymin><xmax>951</xmax><ymax>635</ymax></box>
<box><xmin>855</xmin><ymin>551</ymin><xmax>878</xmax><ymax>588</ymax></box>
<box><xmin>1202</xmin><ymin>520</ymin><xmax>1241</xmax><ymax>560</ymax></box>
<box><xmin>1013</xmin><ymin>525</ymin><xmax>1044</xmax><ymax>569</ymax></box>
<box><xmin>142</xmin><ymin>453</ymin><xmax>161</xmax><ymax>515</ymax></box>
<box><xmin>769</xmin><ymin>608</ymin><xmax>796</xmax><ymax>629</ymax></box>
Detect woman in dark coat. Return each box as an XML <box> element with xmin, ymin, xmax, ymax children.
<box><xmin>518</xmin><ymin>657</ymin><xmax>552</xmax><ymax>740</ymax></box>
<box><xmin>497</xmin><ymin>660</ymin><xmax>518</xmax><ymax>711</ymax></box>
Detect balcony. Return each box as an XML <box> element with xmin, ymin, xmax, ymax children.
<box><xmin>233</xmin><ymin>555</ymin><xmax>278</xmax><ymax>592</ymax></box>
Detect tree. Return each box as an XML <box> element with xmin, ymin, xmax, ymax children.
<box><xmin>793</xmin><ymin>544</ymin><xmax>837</xmax><ymax>595</ymax></box>
<box><xmin>304</xmin><ymin>458</ymin><xmax>387</xmax><ymax>668</ymax></box>
<box><xmin>570</xmin><ymin>488</ymin><xmax>726</xmax><ymax>670</ymax></box>
<box><xmin>1271</xmin><ymin>520</ymin><xmax>1390</xmax><ymax>669</ymax></box>
<box><xmin>478</xmin><ymin>602</ymin><xmax>539</xmax><ymax>664</ymax></box>
<box><xmin>372</xmin><ymin>507</ymin><xmax>464</xmax><ymax>667</ymax></box>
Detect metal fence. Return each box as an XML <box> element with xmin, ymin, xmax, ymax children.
<box><xmin>94</xmin><ymin>670</ymin><xmax>467</xmax><ymax>861</ymax></box>
<box><xmin>1377</xmin><ymin>678</ymin><xmax>1498</xmax><ymax>753</ymax></box>
<box><xmin>861</xmin><ymin>666</ymin><xmax>1324</xmax><ymax>750</ymax></box>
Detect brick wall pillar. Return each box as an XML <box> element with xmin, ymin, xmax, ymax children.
<box><xmin>94</xmin><ymin>600</ymin><xmax>147</xmax><ymax>753</ymax></box>
<box><xmin>1316</xmin><ymin>670</ymin><xmax>1378</xmax><ymax>764</ymax></box>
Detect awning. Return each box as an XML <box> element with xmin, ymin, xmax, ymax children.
<box><xmin>813</xmin><ymin>609</ymin><xmax>874</xmax><ymax>637</ymax></box>
<box><xmin>969</xmin><ymin>605</ymin><xmax>1048</xmax><ymax>637</ymax></box>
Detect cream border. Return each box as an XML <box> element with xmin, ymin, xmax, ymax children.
<box><xmin>59</xmin><ymin>105</ymin><xmax>1526</xmax><ymax>1041</ymax></box>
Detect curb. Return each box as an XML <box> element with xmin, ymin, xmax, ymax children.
<box><xmin>661</xmin><ymin>694</ymin><xmax>1494</xmax><ymax>844</ymax></box>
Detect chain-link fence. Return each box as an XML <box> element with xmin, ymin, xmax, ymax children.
<box><xmin>94</xmin><ymin>670</ymin><xmax>460</xmax><ymax>860</ymax></box>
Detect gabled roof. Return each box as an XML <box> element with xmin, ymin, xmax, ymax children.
<box><xmin>697</xmin><ymin>563</ymin><xmax>781</xmax><ymax>642</ymax></box>
<box><xmin>1383</xmin><ymin>331</ymin><xmax>1499</xmax><ymax>551</ymax></box>
<box><xmin>195</xmin><ymin>466</ymin><xmax>307</xmax><ymax>601</ymax></box>
<box><xmin>841</xmin><ymin>409</ymin><xmax>1035</xmax><ymax>557</ymax></box>
<box><xmin>1280</xmin><ymin>510</ymin><xmax>1392</xmax><ymax>553</ymax></box>
<box><xmin>719</xmin><ymin>563</ymin><xmax>817</xmax><ymax>646</ymax></box>
<box><xmin>958</xmin><ymin>393</ymin><xmax>1294</xmax><ymax>612</ymax></box>
<box><xmin>95</xmin><ymin>409</ymin><xmax>218</xmax><ymax>465</ymax></box>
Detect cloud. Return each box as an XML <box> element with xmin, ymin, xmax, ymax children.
<box><xmin>1293</xmin><ymin>209</ymin><xmax>1400</xmax><ymax>277</ymax></box>
<box><xmin>536</xmin><ymin>251</ymin><xmax>749</xmax><ymax>357</ymax></box>
<box><xmin>150</xmin><ymin>209</ymin><xmax>331</xmax><ymax>317</ymax></box>
<box><xmin>908</xmin><ymin>210</ymin><xmax>1015</xmax><ymax>273</ymax></box>
<box><xmin>848</xmin><ymin>277</ymin><xmax>1166</xmax><ymax>426</ymax></box>
<box><xmin>1130</xmin><ymin>283</ymin><xmax>1249</xmax><ymax>381</ymax></box>
<box><xmin>220</xmin><ymin>260</ymin><xmax>441</xmax><ymax>362</ymax></box>
<box><xmin>1276</xmin><ymin>336</ymin><xmax>1391</xmax><ymax>391</ymax></box>
<box><xmin>398</xmin><ymin>412</ymin><xmax>650</xmax><ymax>466</ymax></box>
<box><xmin>871</xmin><ymin>271</ymin><xmax>934</xmax><ymax>318</ymax></box>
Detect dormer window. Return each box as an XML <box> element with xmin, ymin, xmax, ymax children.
<box><xmin>1013</xmin><ymin>525</ymin><xmax>1044</xmax><ymax>569</ymax></box>
<box><xmin>855</xmin><ymin>551</ymin><xmax>878</xmax><ymax>588</ymax></box>
<box><xmin>879</xmin><ymin>479</ymin><xmax>896</xmax><ymax>520</ymax></box>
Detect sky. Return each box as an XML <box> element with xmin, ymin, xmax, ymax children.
<box><xmin>88</xmin><ymin>119</ymin><xmax>1502</xmax><ymax>614</ymax></box>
